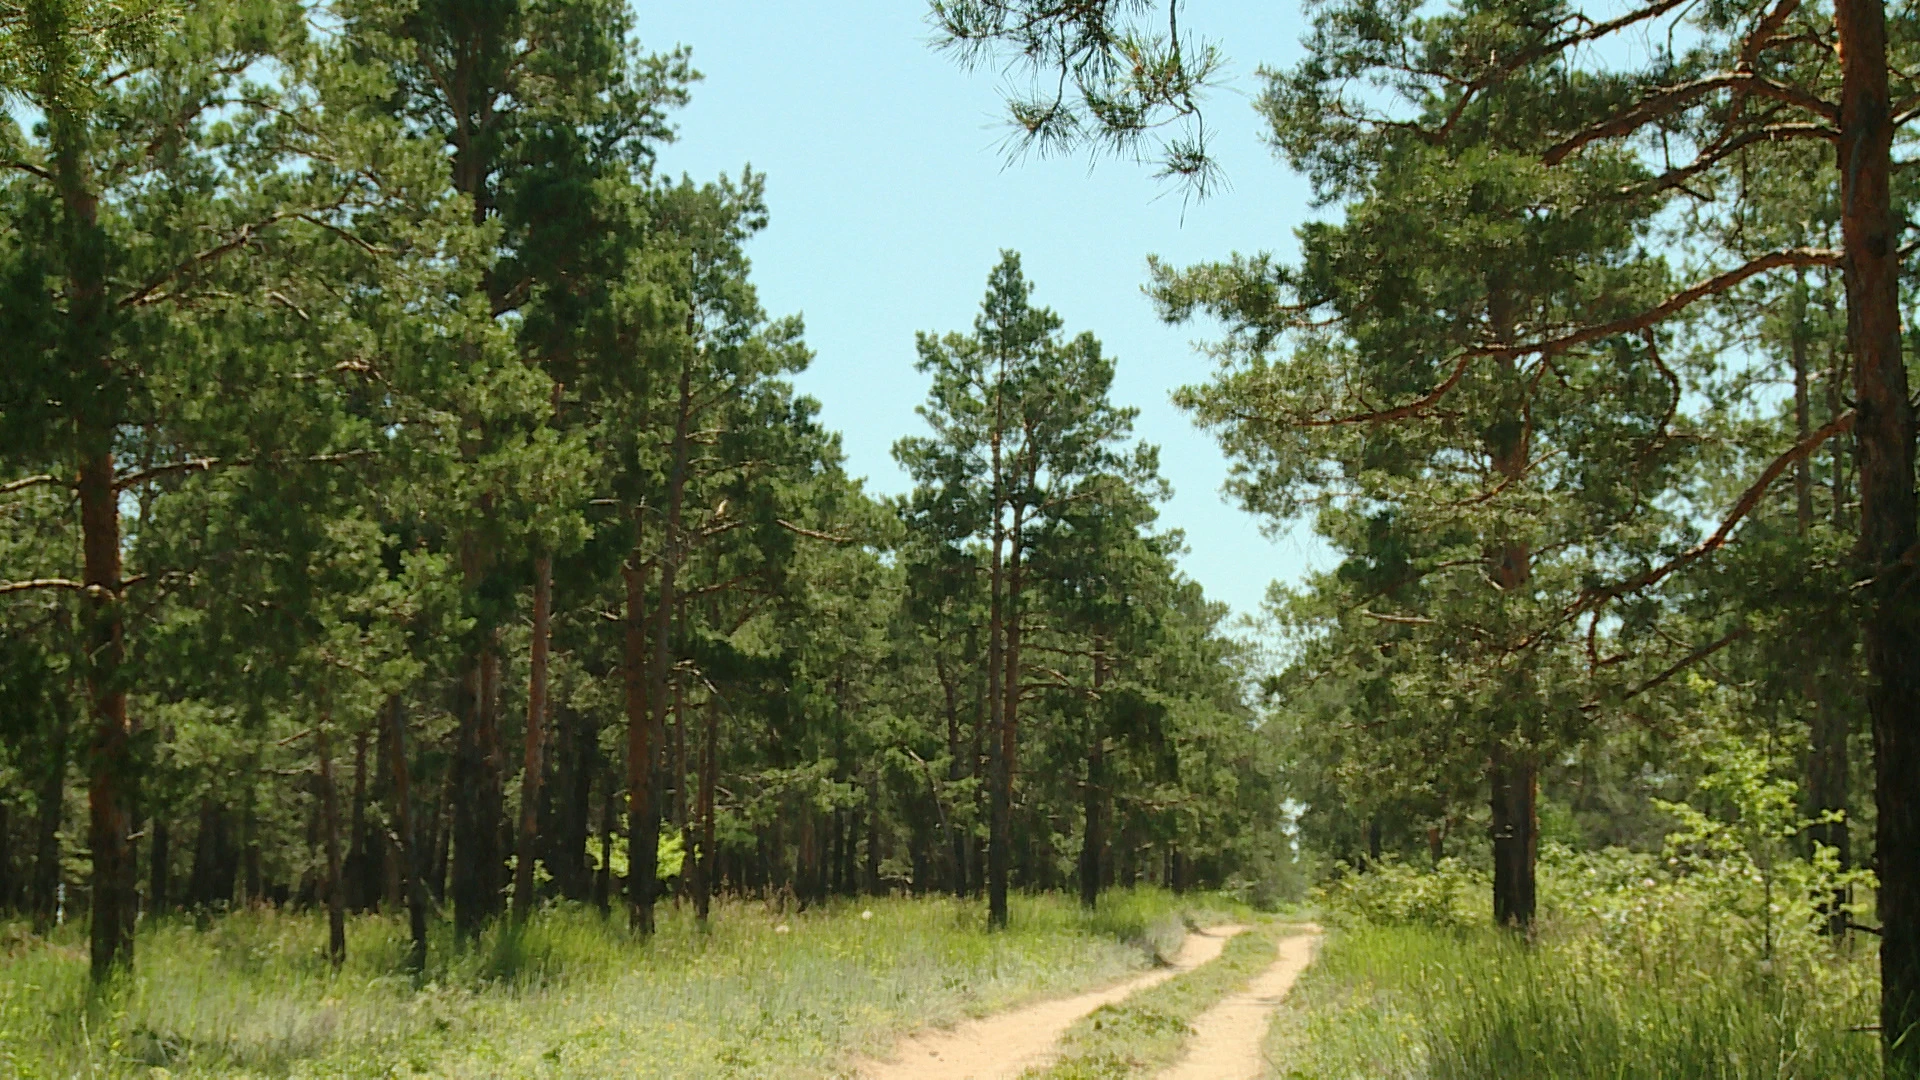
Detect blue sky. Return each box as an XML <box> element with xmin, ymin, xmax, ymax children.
<box><xmin>636</xmin><ymin>1</ymin><xmax>1330</xmax><ymax>618</ymax></box>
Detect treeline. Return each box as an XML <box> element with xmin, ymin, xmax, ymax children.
<box><xmin>931</xmin><ymin>0</ymin><xmax>1920</xmax><ymax>1070</ymax></box>
<box><xmin>0</xmin><ymin>1</ymin><xmax>1279</xmax><ymax>980</ymax></box>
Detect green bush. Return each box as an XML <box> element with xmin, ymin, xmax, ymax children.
<box><xmin>1316</xmin><ymin>856</ymin><xmax>1487</xmax><ymax>929</ymax></box>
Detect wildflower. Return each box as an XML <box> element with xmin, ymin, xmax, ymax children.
<box><xmin>862</xmin><ymin>910</ymin><xmax>874</xmax><ymax>920</ymax></box>
<box><xmin>775</xmin><ymin>924</ymin><xmax>790</xmax><ymax>934</ymax></box>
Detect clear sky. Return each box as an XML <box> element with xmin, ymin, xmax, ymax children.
<box><xmin>635</xmin><ymin>1</ymin><xmax>1330</xmax><ymax>619</ymax></box>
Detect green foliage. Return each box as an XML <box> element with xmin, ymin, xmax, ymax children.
<box><xmin>0</xmin><ymin>891</ymin><xmax>1236</xmax><ymax>1078</ymax></box>
<box><xmin>1266</xmin><ymin>919</ymin><xmax>1878</xmax><ymax>1080</ymax></box>
<box><xmin>1319</xmin><ymin>859</ymin><xmax>1487</xmax><ymax>932</ymax></box>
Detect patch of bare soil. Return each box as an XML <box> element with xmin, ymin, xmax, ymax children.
<box><xmin>854</xmin><ymin>924</ymin><xmax>1249</xmax><ymax>1080</ymax></box>
<box><xmin>1155</xmin><ymin>926</ymin><xmax>1321</xmax><ymax>1080</ymax></box>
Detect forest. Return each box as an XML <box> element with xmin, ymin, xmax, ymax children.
<box><xmin>0</xmin><ymin>0</ymin><xmax>1916</xmax><ymax>1078</ymax></box>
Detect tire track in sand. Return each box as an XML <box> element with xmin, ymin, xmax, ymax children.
<box><xmin>855</xmin><ymin>924</ymin><xmax>1249</xmax><ymax>1080</ymax></box>
<box><xmin>1154</xmin><ymin>926</ymin><xmax>1321</xmax><ymax>1080</ymax></box>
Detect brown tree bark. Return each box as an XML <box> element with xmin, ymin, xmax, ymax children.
<box><xmin>315</xmin><ymin>714</ymin><xmax>347</xmax><ymax>968</ymax></box>
<box><xmin>1079</xmin><ymin>640</ymin><xmax>1107</xmax><ymax>911</ymax></box>
<box><xmin>631</xmin><ymin>358</ymin><xmax>696</xmax><ymax>931</ymax></box>
<box><xmin>694</xmin><ymin>693</ymin><xmax>717</xmax><ymax>922</ymax></box>
<box><xmin>513</xmin><ymin>553</ymin><xmax>553</xmax><ymax>923</ymax></box>
<box><xmin>382</xmin><ymin>696</ymin><xmax>429</xmax><ymax>971</ymax></box>
<box><xmin>986</xmin><ymin>472</ymin><xmax>1010</xmax><ymax>929</ymax></box>
<box><xmin>346</xmin><ymin>729</ymin><xmax>370</xmax><ymax>912</ymax></box>
<box><xmin>81</xmin><ymin>448</ymin><xmax>132</xmax><ymax>979</ymax></box>
<box><xmin>622</xmin><ymin>537</ymin><xmax>655</xmax><ymax>933</ymax></box>
<box><xmin>1834</xmin><ymin>0</ymin><xmax>1920</xmax><ymax>1065</ymax></box>
<box><xmin>1489</xmin><ymin>747</ymin><xmax>1538</xmax><ymax>928</ymax></box>
<box><xmin>1484</xmin><ymin>295</ymin><xmax>1540</xmax><ymax>932</ymax></box>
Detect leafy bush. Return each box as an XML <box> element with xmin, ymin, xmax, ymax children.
<box><xmin>1317</xmin><ymin>856</ymin><xmax>1487</xmax><ymax>929</ymax></box>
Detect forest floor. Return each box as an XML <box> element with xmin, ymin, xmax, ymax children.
<box><xmin>0</xmin><ymin>890</ymin><xmax>1297</xmax><ymax>1079</ymax></box>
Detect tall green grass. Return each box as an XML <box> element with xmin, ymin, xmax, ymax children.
<box><xmin>1263</xmin><ymin>854</ymin><xmax>1880</xmax><ymax>1080</ymax></box>
<box><xmin>0</xmin><ymin>889</ymin><xmax>1244</xmax><ymax>1079</ymax></box>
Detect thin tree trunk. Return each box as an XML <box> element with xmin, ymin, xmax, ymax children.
<box><xmin>514</xmin><ymin>553</ymin><xmax>552</xmax><ymax>922</ymax></box>
<box><xmin>866</xmin><ymin>770</ymin><xmax>881</xmax><ymax>895</ymax></box>
<box><xmin>595</xmin><ymin>777</ymin><xmax>615</xmax><ymax>916</ymax></box>
<box><xmin>383</xmin><ymin>696</ymin><xmax>429</xmax><ymax>971</ymax></box>
<box><xmin>347</xmin><ymin>729</ymin><xmax>370</xmax><ymax>912</ymax></box>
<box><xmin>1079</xmin><ymin>640</ymin><xmax>1107</xmax><ymax>911</ymax></box>
<box><xmin>80</xmin><ymin>447</ymin><xmax>131</xmax><ymax>978</ymax></box>
<box><xmin>987</xmin><ymin>425</ymin><xmax>1009</xmax><ymax>929</ymax></box>
<box><xmin>623</xmin><ymin>529</ymin><xmax>655</xmax><ymax>933</ymax></box>
<box><xmin>633</xmin><ymin>358</ymin><xmax>695</xmax><ymax>932</ymax></box>
<box><xmin>1835</xmin><ymin>0</ymin><xmax>1920</xmax><ymax>1064</ymax></box>
<box><xmin>31</xmin><ymin>703</ymin><xmax>69</xmax><ymax>931</ymax></box>
<box><xmin>674</xmin><ymin>676</ymin><xmax>689</xmax><ymax>901</ymax></box>
<box><xmin>995</xmin><ymin>511</ymin><xmax>1025</xmax><ymax>928</ymax></box>
<box><xmin>315</xmin><ymin>711</ymin><xmax>346</xmax><ymax>968</ymax></box>
<box><xmin>939</xmin><ymin>653</ymin><xmax>969</xmax><ymax>896</ymax></box>
<box><xmin>695</xmin><ymin>693</ymin><xmax>717</xmax><ymax>922</ymax></box>
<box><xmin>451</xmin><ymin>531</ymin><xmax>506</xmax><ymax>938</ymax></box>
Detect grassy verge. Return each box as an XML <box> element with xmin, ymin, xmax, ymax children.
<box><xmin>0</xmin><ymin>889</ymin><xmax>1246</xmax><ymax>1079</ymax></box>
<box><xmin>1262</xmin><ymin>923</ymin><xmax>1880</xmax><ymax>1080</ymax></box>
<box><xmin>1020</xmin><ymin>921</ymin><xmax>1289</xmax><ymax>1080</ymax></box>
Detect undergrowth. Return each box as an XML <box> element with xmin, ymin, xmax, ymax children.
<box><xmin>1263</xmin><ymin>851</ymin><xmax>1880</xmax><ymax>1079</ymax></box>
<box><xmin>0</xmin><ymin>888</ymin><xmax>1244</xmax><ymax>1079</ymax></box>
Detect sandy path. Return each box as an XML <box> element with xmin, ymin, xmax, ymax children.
<box><xmin>855</xmin><ymin>924</ymin><xmax>1249</xmax><ymax>1080</ymax></box>
<box><xmin>1154</xmin><ymin>926</ymin><xmax>1321</xmax><ymax>1080</ymax></box>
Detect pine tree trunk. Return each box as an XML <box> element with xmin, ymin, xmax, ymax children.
<box><xmin>315</xmin><ymin>716</ymin><xmax>346</xmax><ymax>968</ymax></box>
<box><xmin>514</xmin><ymin>553</ymin><xmax>552</xmax><ymax>923</ymax></box>
<box><xmin>986</xmin><ymin>490</ymin><xmax>1009</xmax><ymax>929</ymax></box>
<box><xmin>866</xmin><ymin>771</ymin><xmax>881</xmax><ymax>895</ymax></box>
<box><xmin>1080</xmin><ymin>642</ymin><xmax>1107</xmax><ymax>911</ymax></box>
<box><xmin>939</xmin><ymin>655</ymin><xmax>969</xmax><ymax>896</ymax></box>
<box><xmin>31</xmin><ymin>705</ymin><xmax>68</xmax><ymax>931</ymax></box>
<box><xmin>995</xmin><ymin>513</ymin><xmax>1025</xmax><ymax>927</ymax></box>
<box><xmin>382</xmin><ymin>697</ymin><xmax>429</xmax><ymax>971</ymax></box>
<box><xmin>622</xmin><ymin>534</ymin><xmax>655</xmax><ymax>934</ymax></box>
<box><xmin>81</xmin><ymin>448</ymin><xmax>132</xmax><ymax>979</ymax></box>
<box><xmin>694</xmin><ymin>695</ymin><xmax>717</xmax><ymax>922</ymax></box>
<box><xmin>1835</xmin><ymin>0</ymin><xmax>1920</xmax><ymax>1065</ymax></box>
<box><xmin>451</xmin><ymin>531</ymin><xmax>506</xmax><ymax>938</ymax></box>
<box><xmin>674</xmin><ymin>677</ymin><xmax>690</xmax><ymax>901</ymax></box>
<box><xmin>1489</xmin><ymin>747</ymin><xmax>1537</xmax><ymax>929</ymax></box>
<box><xmin>545</xmin><ymin>704</ymin><xmax>583</xmax><ymax>901</ymax></box>
<box><xmin>347</xmin><ymin>729</ymin><xmax>369</xmax><ymax>912</ymax></box>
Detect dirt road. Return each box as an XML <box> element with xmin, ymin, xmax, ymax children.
<box><xmin>1156</xmin><ymin>927</ymin><xmax>1320</xmax><ymax>1080</ymax></box>
<box><xmin>855</xmin><ymin>924</ymin><xmax>1249</xmax><ymax>1080</ymax></box>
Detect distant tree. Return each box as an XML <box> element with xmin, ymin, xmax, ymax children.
<box><xmin>896</xmin><ymin>252</ymin><xmax>1140</xmax><ymax>927</ymax></box>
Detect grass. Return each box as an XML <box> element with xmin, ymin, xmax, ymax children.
<box><xmin>1261</xmin><ymin>922</ymin><xmax>1881</xmax><ymax>1080</ymax></box>
<box><xmin>0</xmin><ymin>889</ymin><xmax>1248</xmax><ymax>1079</ymax></box>
<box><xmin>1022</xmin><ymin>920</ymin><xmax>1295</xmax><ymax>1080</ymax></box>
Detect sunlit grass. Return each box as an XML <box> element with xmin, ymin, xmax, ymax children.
<box><xmin>0</xmin><ymin>889</ymin><xmax>1247</xmax><ymax>1079</ymax></box>
<box><xmin>1262</xmin><ymin>922</ymin><xmax>1880</xmax><ymax>1080</ymax></box>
